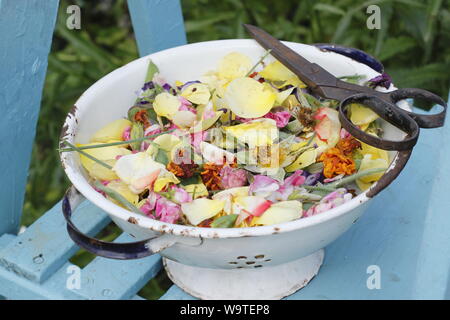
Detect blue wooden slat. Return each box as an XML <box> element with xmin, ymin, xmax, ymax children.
<box><xmin>0</xmin><ymin>200</ymin><xmax>110</xmax><ymax>284</ymax></box>
<box><xmin>0</xmin><ymin>234</ymin><xmax>82</xmax><ymax>299</ymax></box>
<box><xmin>75</xmin><ymin>233</ymin><xmax>162</xmax><ymax>300</ymax></box>
<box><xmin>127</xmin><ymin>0</ymin><xmax>187</xmax><ymax>56</ymax></box>
<box><xmin>0</xmin><ymin>0</ymin><xmax>59</xmax><ymax>235</ymax></box>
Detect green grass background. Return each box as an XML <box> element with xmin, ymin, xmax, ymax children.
<box><xmin>22</xmin><ymin>0</ymin><xmax>449</xmax><ymax>299</ymax></box>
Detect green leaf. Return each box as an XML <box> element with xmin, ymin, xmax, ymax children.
<box><xmin>154</xmin><ymin>147</ymin><xmax>169</xmax><ymax>166</ymax></box>
<box><xmin>377</xmin><ymin>37</ymin><xmax>417</xmax><ymax>61</ymax></box>
<box><xmin>313</xmin><ymin>3</ymin><xmax>345</xmax><ymax>16</ymax></box>
<box><xmin>210</xmin><ymin>214</ymin><xmax>238</xmax><ymax>228</ymax></box>
<box><xmin>145</xmin><ymin>60</ymin><xmax>159</xmax><ymax>83</ymax></box>
<box><xmin>130</xmin><ymin>122</ymin><xmax>144</xmax><ymax>151</ymax></box>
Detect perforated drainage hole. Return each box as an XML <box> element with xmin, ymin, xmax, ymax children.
<box><xmin>237</xmin><ymin>256</ymin><xmax>247</xmax><ymax>260</ymax></box>
<box><xmin>246</xmin><ymin>261</ymin><xmax>255</xmax><ymax>265</ymax></box>
<box><xmin>255</xmin><ymin>254</ymin><xmax>265</xmax><ymax>259</ymax></box>
<box><xmin>254</xmin><ymin>265</ymin><xmax>263</xmax><ymax>268</ymax></box>
<box><xmin>265</xmin><ymin>259</ymin><xmax>272</xmax><ymax>262</ymax></box>
<box><xmin>228</xmin><ymin>262</ymin><xmax>238</xmax><ymax>264</ymax></box>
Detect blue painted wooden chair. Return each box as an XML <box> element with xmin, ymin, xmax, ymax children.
<box><xmin>0</xmin><ymin>0</ymin><xmax>449</xmax><ymax>300</ymax></box>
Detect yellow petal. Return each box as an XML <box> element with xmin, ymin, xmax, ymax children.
<box><xmin>182</xmin><ymin>183</ymin><xmax>209</xmax><ymax>199</ymax></box>
<box><xmin>224</xmin><ymin>118</ymin><xmax>278</xmax><ymax>148</ymax></box>
<box><xmin>181</xmin><ymin>83</ymin><xmax>211</xmax><ymax>105</ymax></box>
<box><xmin>251</xmin><ymin>201</ymin><xmax>302</xmax><ymax>226</ymax></box>
<box><xmin>90</xmin><ymin>119</ymin><xmax>131</xmax><ymax>143</ymax></box>
<box><xmin>350</xmin><ymin>103</ymin><xmax>379</xmax><ymax>126</ymax></box>
<box><xmin>181</xmin><ymin>198</ymin><xmax>225</xmax><ymax>225</ymax></box>
<box><xmin>223</xmin><ymin>77</ymin><xmax>276</xmax><ymax>118</ymax></box>
<box><xmin>259</xmin><ymin>60</ymin><xmax>306</xmax><ymax>88</ymax></box>
<box><xmin>78</xmin><ymin>144</ymin><xmax>131</xmax><ymax>180</ymax></box>
<box><xmin>212</xmin><ymin>187</ymin><xmax>250</xmax><ymax>201</ymax></box>
<box><xmin>106</xmin><ymin>180</ymin><xmax>139</xmax><ymax>205</ymax></box>
<box><xmin>217</xmin><ymin>52</ymin><xmax>253</xmax><ymax>80</ymax></box>
<box><xmin>276</xmin><ymin>86</ymin><xmax>295</xmax><ymax>104</ymax></box>
<box><xmin>360</xmin><ymin>141</ymin><xmax>389</xmax><ymax>163</ymax></box>
<box><xmin>357</xmin><ymin>154</ymin><xmax>388</xmax><ymax>184</ymax></box>
<box><xmin>153</xmin><ymin>171</ymin><xmax>180</xmax><ymax>192</ymax></box>
<box><xmin>152</xmin><ymin>134</ymin><xmax>181</xmax><ymax>152</ymax></box>
<box><xmin>153</xmin><ymin>92</ymin><xmax>180</xmax><ymax>119</ymax></box>
<box><xmin>285</xmin><ymin>148</ymin><xmax>317</xmax><ymax>172</ymax></box>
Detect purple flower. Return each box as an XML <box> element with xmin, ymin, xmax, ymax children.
<box><xmin>141</xmin><ymin>81</ymin><xmax>155</xmax><ymax>91</ymax></box>
<box><xmin>368</xmin><ymin>72</ymin><xmax>392</xmax><ymax>90</ymax></box>
<box><xmin>220</xmin><ymin>166</ymin><xmax>248</xmax><ymax>189</ymax></box>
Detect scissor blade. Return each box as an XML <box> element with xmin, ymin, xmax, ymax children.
<box><xmin>243</xmin><ymin>24</ymin><xmax>338</xmax><ymax>91</ymax></box>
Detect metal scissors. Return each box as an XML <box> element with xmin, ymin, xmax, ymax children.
<box><xmin>244</xmin><ymin>24</ymin><xmax>447</xmax><ymax>151</ymax></box>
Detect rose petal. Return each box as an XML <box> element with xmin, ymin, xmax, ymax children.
<box><xmin>223</xmin><ymin>77</ymin><xmax>276</xmax><ymax>118</ymax></box>
<box><xmin>90</xmin><ymin>119</ymin><xmax>132</xmax><ymax>143</ymax></box>
<box><xmin>181</xmin><ymin>198</ymin><xmax>225</xmax><ymax>226</ymax></box>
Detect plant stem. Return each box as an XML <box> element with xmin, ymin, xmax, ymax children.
<box><xmin>58</xmin><ymin>129</ymin><xmax>174</xmax><ymax>152</ymax></box>
<box><xmin>94</xmin><ymin>181</ymin><xmax>142</xmax><ymax>214</ymax></box>
<box><xmin>328</xmin><ymin>168</ymin><xmax>386</xmax><ymax>189</ymax></box>
<box><xmin>62</xmin><ymin>141</ymin><xmax>113</xmax><ymax>170</ymax></box>
<box><xmin>245</xmin><ymin>49</ymin><xmax>272</xmax><ymax>77</ymax></box>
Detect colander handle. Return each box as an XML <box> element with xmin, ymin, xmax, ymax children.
<box><xmin>62</xmin><ymin>186</ymin><xmax>176</xmax><ymax>260</ymax></box>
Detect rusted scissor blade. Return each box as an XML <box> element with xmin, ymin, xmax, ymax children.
<box><xmin>243</xmin><ymin>24</ymin><xmax>338</xmax><ymax>91</ymax></box>
<box><xmin>243</xmin><ymin>24</ymin><xmax>383</xmax><ymax>101</ymax></box>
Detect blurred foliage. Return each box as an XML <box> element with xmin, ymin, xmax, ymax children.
<box><xmin>21</xmin><ymin>0</ymin><xmax>449</xmax><ymax>299</ymax></box>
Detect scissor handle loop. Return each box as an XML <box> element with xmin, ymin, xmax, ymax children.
<box><xmin>339</xmin><ymin>93</ymin><xmax>420</xmax><ymax>151</ymax></box>
<box><xmin>388</xmin><ymin>88</ymin><xmax>447</xmax><ymax>128</ymax></box>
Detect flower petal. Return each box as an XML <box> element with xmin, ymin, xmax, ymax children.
<box><xmin>153</xmin><ymin>92</ymin><xmax>180</xmax><ymax>119</ymax></box>
<box><xmin>181</xmin><ymin>83</ymin><xmax>211</xmax><ymax>105</ymax></box>
<box><xmin>285</xmin><ymin>148</ymin><xmax>317</xmax><ymax>172</ymax></box>
<box><xmin>251</xmin><ymin>201</ymin><xmax>302</xmax><ymax>226</ymax></box>
<box><xmin>259</xmin><ymin>60</ymin><xmax>306</xmax><ymax>88</ymax></box>
<box><xmin>90</xmin><ymin>119</ymin><xmax>132</xmax><ymax>143</ymax></box>
<box><xmin>223</xmin><ymin>77</ymin><xmax>276</xmax><ymax>118</ymax></box>
<box><xmin>106</xmin><ymin>180</ymin><xmax>139</xmax><ymax>205</ymax></box>
<box><xmin>182</xmin><ymin>183</ymin><xmax>209</xmax><ymax>199</ymax></box>
<box><xmin>78</xmin><ymin>144</ymin><xmax>131</xmax><ymax>180</ymax></box>
<box><xmin>217</xmin><ymin>52</ymin><xmax>253</xmax><ymax>80</ymax></box>
<box><xmin>224</xmin><ymin>118</ymin><xmax>278</xmax><ymax>148</ymax></box>
<box><xmin>181</xmin><ymin>198</ymin><xmax>225</xmax><ymax>225</ymax></box>
<box><xmin>112</xmin><ymin>152</ymin><xmax>166</xmax><ymax>194</ymax></box>
<box><xmin>349</xmin><ymin>103</ymin><xmax>379</xmax><ymax>126</ymax></box>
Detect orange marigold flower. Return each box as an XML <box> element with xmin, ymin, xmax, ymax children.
<box><xmin>200</xmin><ymin>161</ymin><xmax>238</xmax><ymax>191</ymax></box>
<box><xmin>318</xmin><ymin>147</ymin><xmax>356</xmax><ymax>179</ymax></box>
<box><xmin>200</xmin><ymin>163</ymin><xmax>223</xmax><ymax>191</ymax></box>
<box><xmin>336</xmin><ymin>136</ymin><xmax>362</xmax><ymax>156</ymax></box>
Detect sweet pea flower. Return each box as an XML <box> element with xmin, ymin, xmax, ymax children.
<box><xmin>303</xmin><ymin>188</ymin><xmax>353</xmax><ymax>217</ymax></box>
<box><xmin>140</xmin><ymin>192</ymin><xmax>181</xmax><ymax>224</ymax></box>
<box><xmin>249</xmin><ymin>170</ymin><xmax>306</xmax><ymax>201</ymax></box>
<box><xmin>220</xmin><ymin>166</ymin><xmax>248</xmax><ymax>189</ymax></box>
<box><xmin>171</xmin><ymin>185</ymin><xmax>192</xmax><ymax>204</ymax></box>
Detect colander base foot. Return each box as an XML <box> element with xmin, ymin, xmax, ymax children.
<box><xmin>163</xmin><ymin>249</ymin><xmax>324</xmax><ymax>300</ymax></box>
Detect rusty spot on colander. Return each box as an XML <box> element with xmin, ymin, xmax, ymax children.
<box><xmin>127</xmin><ymin>217</ymin><xmax>138</xmax><ymax>224</ymax></box>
